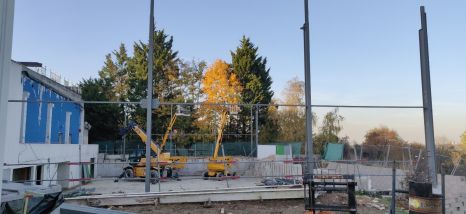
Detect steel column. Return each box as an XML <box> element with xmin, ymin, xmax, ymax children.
<box><xmin>390</xmin><ymin>161</ymin><xmax>396</xmax><ymax>214</ymax></box>
<box><xmin>302</xmin><ymin>0</ymin><xmax>314</xmax><ymax>179</ymax></box>
<box><xmin>145</xmin><ymin>0</ymin><xmax>155</xmax><ymax>192</ymax></box>
<box><xmin>255</xmin><ymin>106</ymin><xmax>259</xmax><ymax>157</ymax></box>
<box><xmin>250</xmin><ymin>106</ymin><xmax>253</xmax><ymax>157</ymax></box>
<box><xmin>0</xmin><ymin>0</ymin><xmax>15</xmax><ymax>203</ymax></box>
<box><xmin>418</xmin><ymin>6</ymin><xmax>437</xmax><ymax>185</ymax></box>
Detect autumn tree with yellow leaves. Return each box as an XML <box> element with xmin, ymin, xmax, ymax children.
<box><xmin>195</xmin><ymin>60</ymin><xmax>242</xmax><ymax>139</ymax></box>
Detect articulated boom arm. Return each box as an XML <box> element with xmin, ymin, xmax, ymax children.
<box><xmin>160</xmin><ymin>114</ymin><xmax>177</xmax><ymax>151</ymax></box>
<box><xmin>212</xmin><ymin>111</ymin><xmax>228</xmax><ymax>159</ymax></box>
<box><xmin>131</xmin><ymin>125</ymin><xmax>161</xmax><ymax>155</ymax></box>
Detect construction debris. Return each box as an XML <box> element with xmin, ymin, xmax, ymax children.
<box><xmin>356</xmin><ymin>195</ymin><xmax>386</xmax><ymax>211</ymax></box>
<box><xmin>260</xmin><ymin>177</ymin><xmax>300</xmax><ymax>186</ymax></box>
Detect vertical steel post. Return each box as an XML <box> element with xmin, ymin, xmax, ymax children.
<box><xmin>418</xmin><ymin>6</ymin><xmax>437</xmax><ymax>185</ymax></box>
<box><xmin>122</xmin><ymin>114</ymin><xmax>127</xmax><ymax>160</ymax></box>
<box><xmin>407</xmin><ymin>144</ymin><xmax>413</xmax><ymax>172</ymax></box>
<box><xmin>145</xmin><ymin>0</ymin><xmax>155</xmax><ymax>192</ymax></box>
<box><xmin>384</xmin><ymin>144</ymin><xmax>391</xmax><ymax>167</ymax></box>
<box><xmin>441</xmin><ymin>165</ymin><xmax>445</xmax><ymax>214</ymax></box>
<box><xmin>0</xmin><ymin>0</ymin><xmax>15</xmax><ymax>202</ymax></box>
<box><xmin>391</xmin><ymin>161</ymin><xmax>396</xmax><ymax>214</ymax></box>
<box><xmin>250</xmin><ymin>106</ymin><xmax>253</xmax><ymax>157</ymax></box>
<box><xmin>170</xmin><ymin>104</ymin><xmax>173</xmax><ymax>155</ymax></box>
<box><xmin>79</xmin><ymin>143</ymin><xmax>82</xmax><ymax>189</ymax></box>
<box><xmin>302</xmin><ymin>0</ymin><xmax>314</xmax><ymax>179</ymax></box>
<box><xmin>255</xmin><ymin>106</ymin><xmax>259</xmax><ymax>157</ymax></box>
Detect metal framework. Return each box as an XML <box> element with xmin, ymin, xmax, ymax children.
<box><xmin>2</xmin><ymin>1</ymin><xmax>441</xmax><ymax>210</ymax></box>
<box><xmin>144</xmin><ymin>0</ymin><xmax>155</xmax><ymax>192</ymax></box>
<box><xmin>0</xmin><ymin>0</ymin><xmax>15</xmax><ymax>202</ymax></box>
<box><xmin>419</xmin><ymin>6</ymin><xmax>437</xmax><ymax>186</ymax></box>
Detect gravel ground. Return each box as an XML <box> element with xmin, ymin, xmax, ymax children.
<box><xmin>112</xmin><ymin>198</ymin><xmax>400</xmax><ymax>214</ymax></box>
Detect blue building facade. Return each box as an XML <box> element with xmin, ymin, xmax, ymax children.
<box><xmin>22</xmin><ymin>72</ymin><xmax>82</xmax><ymax>144</ymax></box>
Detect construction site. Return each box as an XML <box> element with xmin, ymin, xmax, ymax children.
<box><xmin>1</xmin><ymin>0</ymin><xmax>466</xmax><ymax>214</ymax></box>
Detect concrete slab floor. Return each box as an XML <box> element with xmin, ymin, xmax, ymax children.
<box><xmin>68</xmin><ymin>177</ymin><xmax>263</xmax><ymax>195</ymax></box>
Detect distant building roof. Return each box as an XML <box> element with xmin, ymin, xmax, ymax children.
<box><xmin>12</xmin><ymin>60</ymin><xmax>82</xmax><ymax>102</ymax></box>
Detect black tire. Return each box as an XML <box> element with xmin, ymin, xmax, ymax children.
<box><xmin>124</xmin><ymin>168</ymin><xmax>134</xmax><ymax>178</ymax></box>
<box><xmin>167</xmin><ymin>168</ymin><xmax>173</xmax><ymax>178</ymax></box>
<box><xmin>203</xmin><ymin>172</ymin><xmax>209</xmax><ymax>180</ymax></box>
<box><xmin>151</xmin><ymin>171</ymin><xmax>160</xmax><ymax>184</ymax></box>
<box><xmin>217</xmin><ymin>172</ymin><xmax>224</xmax><ymax>178</ymax></box>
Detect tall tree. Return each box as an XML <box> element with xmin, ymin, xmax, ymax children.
<box><xmin>196</xmin><ymin>60</ymin><xmax>242</xmax><ymax>141</ymax></box>
<box><xmin>177</xmin><ymin>59</ymin><xmax>206</xmax><ymax>102</ymax></box>
<box><xmin>98</xmin><ymin>44</ymin><xmax>129</xmax><ymax>101</ymax></box>
<box><xmin>313</xmin><ymin>108</ymin><xmax>345</xmax><ymax>154</ymax></box>
<box><xmin>320</xmin><ymin>108</ymin><xmax>344</xmax><ymax>141</ymax></box>
<box><xmin>461</xmin><ymin>131</ymin><xmax>466</xmax><ymax>152</ymax></box>
<box><xmin>274</xmin><ymin>77</ymin><xmax>317</xmax><ymax>143</ymax></box>
<box><xmin>363</xmin><ymin>126</ymin><xmax>405</xmax><ymax>146</ymax></box>
<box><xmin>126</xmin><ymin>29</ymin><xmax>180</xmax><ymax>134</ymax></box>
<box><xmin>79</xmin><ymin>78</ymin><xmax>123</xmax><ymax>142</ymax></box>
<box><xmin>362</xmin><ymin>126</ymin><xmax>406</xmax><ymax>160</ymax></box>
<box><xmin>231</xmin><ymin>36</ymin><xmax>274</xmax><ymax>140</ymax></box>
<box><xmin>259</xmin><ymin>99</ymin><xmax>280</xmax><ymax>143</ymax></box>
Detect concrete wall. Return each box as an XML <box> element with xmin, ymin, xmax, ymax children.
<box><xmin>244</xmin><ymin>161</ymin><xmax>302</xmax><ymax>179</ymax></box>
<box><xmin>96</xmin><ymin>154</ymin><xmax>127</xmax><ymax>177</ymax></box>
<box><xmin>257</xmin><ymin>145</ymin><xmax>275</xmax><ymax>159</ymax></box>
<box><xmin>324</xmin><ymin>162</ymin><xmax>407</xmax><ymax>191</ymax></box>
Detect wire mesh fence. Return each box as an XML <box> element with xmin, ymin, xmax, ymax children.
<box><xmin>4</xmin><ymin>99</ymin><xmax>466</xmax><ymax>213</ymax></box>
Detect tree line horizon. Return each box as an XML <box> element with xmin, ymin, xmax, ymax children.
<box><xmin>78</xmin><ymin>27</ymin><xmax>465</xmax><ymax>168</ymax></box>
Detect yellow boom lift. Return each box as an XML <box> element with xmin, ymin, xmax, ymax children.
<box><xmin>203</xmin><ymin>111</ymin><xmax>237</xmax><ymax>178</ymax></box>
<box><xmin>160</xmin><ymin>109</ymin><xmax>189</xmax><ymax>170</ymax></box>
<box><xmin>116</xmin><ymin>123</ymin><xmax>172</xmax><ymax>183</ymax></box>
<box><xmin>117</xmin><ymin>106</ymin><xmax>189</xmax><ymax>182</ymax></box>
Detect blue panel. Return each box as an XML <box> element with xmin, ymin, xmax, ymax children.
<box><xmin>23</xmin><ymin>76</ymin><xmax>81</xmax><ymax>144</ymax></box>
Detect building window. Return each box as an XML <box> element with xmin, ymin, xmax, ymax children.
<box><xmin>35</xmin><ymin>165</ymin><xmax>43</xmax><ymax>185</ymax></box>
<box><xmin>12</xmin><ymin>167</ymin><xmax>32</xmax><ymax>183</ymax></box>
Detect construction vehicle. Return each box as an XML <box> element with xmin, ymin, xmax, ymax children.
<box><xmin>116</xmin><ymin>107</ymin><xmax>189</xmax><ymax>182</ymax></box>
<box><xmin>203</xmin><ymin>111</ymin><xmax>236</xmax><ymax>178</ymax></box>
<box><xmin>159</xmin><ymin>106</ymin><xmax>190</xmax><ymax>169</ymax></box>
<box><xmin>116</xmin><ymin>122</ymin><xmax>172</xmax><ymax>183</ymax></box>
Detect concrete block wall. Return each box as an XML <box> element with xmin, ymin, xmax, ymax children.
<box><xmin>243</xmin><ymin>161</ymin><xmax>302</xmax><ymax>179</ymax></box>
<box><xmin>95</xmin><ymin>154</ymin><xmax>127</xmax><ymax>177</ymax></box>
<box><xmin>447</xmin><ymin>193</ymin><xmax>466</xmax><ymax>214</ymax></box>
<box><xmin>324</xmin><ymin>162</ymin><xmax>407</xmax><ymax>191</ymax></box>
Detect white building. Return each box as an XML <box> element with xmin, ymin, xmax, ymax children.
<box><xmin>2</xmin><ymin>61</ymin><xmax>98</xmax><ymax>189</ymax></box>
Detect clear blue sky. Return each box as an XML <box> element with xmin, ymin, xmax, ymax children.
<box><xmin>12</xmin><ymin>0</ymin><xmax>466</xmax><ymax>143</ymax></box>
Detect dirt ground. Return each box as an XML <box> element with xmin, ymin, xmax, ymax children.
<box><xmin>111</xmin><ymin>198</ymin><xmax>401</xmax><ymax>214</ymax></box>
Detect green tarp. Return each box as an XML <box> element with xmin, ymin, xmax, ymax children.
<box><xmin>323</xmin><ymin>143</ymin><xmax>344</xmax><ymax>161</ymax></box>
<box><xmin>276</xmin><ymin>145</ymin><xmax>285</xmax><ymax>155</ymax></box>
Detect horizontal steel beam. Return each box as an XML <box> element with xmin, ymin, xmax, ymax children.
<box><xmin>58</xmin><ymin>203</ymin><xmax>134</xmax><ymax>214</ymax></box>
<box><xmin>8</xmin><ymin>99</ymin><xmax>423</xmax><ymax>109</ymax></box>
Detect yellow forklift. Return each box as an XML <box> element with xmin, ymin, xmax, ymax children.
<box><xmin>203</xmin><ymin>111</ymin><xmax>237</xmax><ymax>178</ymax></box>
